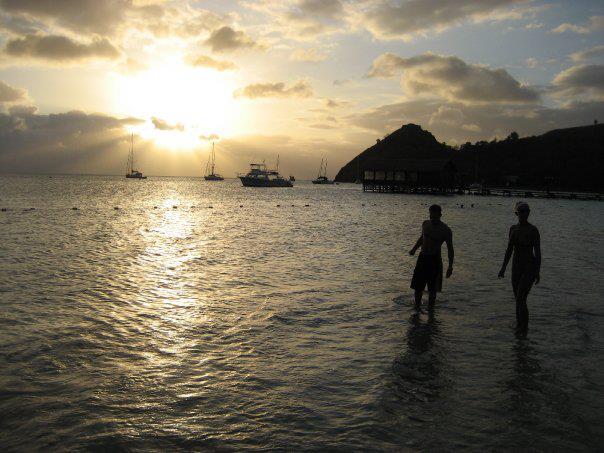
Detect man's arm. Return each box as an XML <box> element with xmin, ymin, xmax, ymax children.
<box><xmin>409</xmin><ymin>235</ymin><xmax>422</xmax><ymax>255</ymax></box>
<box><xmin>534</xmin><ymin>227</ymin><xmax>541</xmax><ymax>284</ymax></box>
<box><xmin>445</xmin><ymin>230</ymin><xmax>454</xmax><ymax>278</ymax></box>
<box><xmin>409</xmin><ymin>223</ymin><xmax>424</xmax><ymax>255</ymax></box>
<box><xmin>498</xmin><ymin>227</ymin><xmax>513</xmax><ymax>278</ymax></box>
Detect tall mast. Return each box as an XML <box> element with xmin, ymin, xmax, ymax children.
<box><xmin>211</xmin><ymin>142</ymin><xmax>216</xmax><ymax>174</ymax></box>
<box><xmin>276</xmin><ymin>154</ymin><xmax>280</xmax><ymax>172</ymax></box>
<box><xmin>324</xmin><ymin>158</ymin><xmax>328</xmax><ymax>178</ymax></box>
<box><xmin>127</xmin><ymin>133</ymin><xmax>134</xmax><ymax>173</ymax></box>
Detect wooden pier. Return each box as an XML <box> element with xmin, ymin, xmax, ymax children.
<box><xmin>362</xmin><ymin>182</ymin><xmax>602</xmax><ymax>201</ymax></box>
<box><xmin>361</xmin><ymin>158</ymin><xmax>457</xmax><ymax>195</ymax></box>
<box><xmin>463</xmin><ymin>187</ymin><xmax>602</xmax><ymax>201</ymax></box>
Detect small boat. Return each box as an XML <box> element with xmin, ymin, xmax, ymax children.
<box><xmin>125</xmin><ymin>134</ymin><xmax>147</xmax><ymax>179</ymax></box>
<box><xmin>312</xmin><ymin>157</ymin><xmax>334</xmax><ymax>184</ymax></box>
<box><xmin>204</xmin><ymin>142</ymin><xmax>224</xmax><ymax>181</ymax></box>
<box><xmin>289</xmin><ymin>175</ymin><xmax>296</xmax><ymax>182</ymax></box>
<box><xmin>239</xmin><ymin>156</ymin><xmax>293</xmax><ymax>187</ymax></box>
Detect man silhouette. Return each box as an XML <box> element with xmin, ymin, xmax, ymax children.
<box><xmin>409</xmin><ymin>205</ymin><xmax>454</xmax><ymax>309</ymax></box>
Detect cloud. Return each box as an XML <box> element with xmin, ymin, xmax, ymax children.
<box><xmin>551</xmin><ymin>15</ymin><xmax>604</xmax><ymax>34</ymax></box>
<box><xmin>0</xmin><ymin>0</ymin><xmax>129</xmax><ymax>35</ymax></box>
<box><xmin>290</xmin><ymin>47</ymin><xmax>327</xmax><ymax>62</ymax></box>
<box><xmin>0</xmin><ymin>80</ymin><xmax>28</xmax><ymax>103</ymax></box>
<box><xmin>524</xmin><ymin>22</ymin><xmax>543</xmax><ymax>29</ymax></box>
<box><xmin>324</xmin><ymin>98</ymin><xmax>351</xmax><ymax>108</ymax></box>
<box><xmin>234</xmin><ymin>80</ymin><xmax>313</xmax><ymax>99</ymax></box>
<box><xmin>242</xmin><ymin>0</ymin><xmax>344</xmax><ymax>40</ymax></box>
<box><xmin>151</xmin><ymin>117</ymin><xmax>184</xmax><ymax>131</ymax></box>
<box><xmin>0</xmin><ymin>109</ymin><xmax>143</xmax><ymax>174</ymax></box>
<box><xmin>140</xmin><ymin>6</ymin><xmax>228</xmax><ymax>39</ymax></box>
<box><xmin>4</xmin><ymin>34</ymin><xmax>121</xmax><ymax>62</ymax></box>
<box><xmin>525</xmin><ymin>57</ymin><xmax>538</xmax><ymax>68</ymax></box>
<box><xmin>294</xmin><ymin>0</ymin><xmax>343</xmax><ymax>19</ymax></box>
<box><xmin>368</xmin><ymin>52</ymin><xmax>540</xmax><ymax>104</ymax></box>
<box><xmin>186</xmin><ymin>54</ymin><xmax>236</xmax><ymax>71</ymax></box>
<box><xmin>200</xmin><ymin>133</ymin><xmax>220</xmax><ymax>141</ymax></box>
<box><xmin>308</xmin><ymin>122</ymin><xmax>338</xmax><ymax>129</ymax></box>
<box><xmin>429</xmin><ymin>105</ymin><xmax>464</xmax><ymax>126</ymax></box>
<box><xmin>0</xmin><ymin>10</ymin><xmax>42</xmax><ymax>34</ymax></box>
<box><xmin>358</xmin><ymin>0</ymin><xmax>527</xmax><ymax>41</ymax></box>
<box><xmin>117</xmin><ymin>57</ymin><xmax>147</xmax><ymax>75</ymax></box>
<box><xmin>347</xmin><ymin>98</ymin><xmax>604</xmax><ymax>143</ymax></box>
<box><xmin>7</xmin><ymin>104</ymin><xmax>37</xmax><ymax>116</ymax></box>
<box><xmin>552</xmin><ymin>64</ymin><xmax>604</xmax><ymax>99</ymax></box>
<box><xmin>333</xmin><ymin>78</ymin><xmax>351</xmax><ymax>86</ymax></box>
<box><xmin>570</xmin><ymin>45</ymin><xmax>604</xmax><ymax>63</ymax></box>
<box><xmin>204</xmin><ymin>26</ymin><xmax>260</xmax><ymax>53</ymax></box>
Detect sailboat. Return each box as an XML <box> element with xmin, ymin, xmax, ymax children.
<box><xmin>312</xmin><ymin>157</ymin><xmax>334</xmax><ymax>184</ymax></box>
<box><xmin>125</xmin><ymin>134</ymin><xmax>146</xmax><ymax>179</ymax></box>
<box><xmin>204</xmin><ymin>142</ymin><xmax>224</xmax><ymax>181</ymax></box>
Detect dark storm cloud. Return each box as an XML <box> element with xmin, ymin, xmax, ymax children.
<box><xmin>368</xmin><ymin>52</ymin><xmax>539</xmax><ymax>104</ymax></box>
<box><xmin>360</xmin><ymin>0</ymin><xmax>525</xmax><ymax>40</ymax></box>
<box><xmin>234</xmin><ymin>81</ymin><xmax>313</xmax><ymax>99</ymax></box>
<box><xmin>204</xmin><ymin>26</ymin><xmax>260</xmax><ymax>53</ymax></box>
<box><xmin>4</xmin><ymin>33</ymin><xmax>121</xmax><ymax>62</ymax></box>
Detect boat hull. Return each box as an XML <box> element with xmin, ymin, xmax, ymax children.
<box><xmin>312</xmin><ymin>179</ymin><xmax>334</xmax><ymax>185</ymax></box>
<box><xmin>204</xmin><ymin>175</ymin><xmax>224</xmax><ymax>181</ymax></box>
<box><xmin>126</xmin><ymin>173</ymin><xmax>147</xmax><ymax>179</ymax></box>
<box><xmin>239</xmin><ymin>176</ymin><xmax>293</xmax><ymax>187</ymax></box>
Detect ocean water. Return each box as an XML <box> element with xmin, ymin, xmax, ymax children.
<box><xmin>1</xmin><ymin>174</ymin><xmax>603</xmax><ymax>451</ymax></box>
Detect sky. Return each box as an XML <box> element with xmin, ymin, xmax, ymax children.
<box><xmin>0</xmin><ymin>0</ymin><xmax>603</xmax><ymax>178</ymax></box>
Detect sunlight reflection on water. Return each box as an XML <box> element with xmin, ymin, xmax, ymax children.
<box><xmin>0</xmin><ymin>175</ymin><xmax>603</xmax><ymax>450</ymax></box>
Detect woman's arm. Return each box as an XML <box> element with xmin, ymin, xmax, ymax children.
<box><xmin>498</xmin><ymin>227</ymin><xmax>514</xmax><ymax>278</ymax></box>
<box><xmin>534</xmin><ymin>227</ymin><xmax>541</xmax><ymax>284</ymax></box>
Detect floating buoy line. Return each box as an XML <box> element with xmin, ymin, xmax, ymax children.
<box><xmin>0</xmin><ymin>202</ymin><xmax>484</xmax><ymax>214</ymax></box>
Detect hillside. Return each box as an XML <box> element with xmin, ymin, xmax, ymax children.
<box><xmin>335</xmin><ymin>123</ymin><xmax>604</xmax><ymax>191</ymax></box>
<box><xmin>335</xmin><ymin>124</ymin><xmax>450</xmax><ymax>181</ymax></box>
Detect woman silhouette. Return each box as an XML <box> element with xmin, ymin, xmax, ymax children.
<box><xmin>498</xmin><ymin>201</ymin><xmax>541</xmax><ymax>333</ymax></box>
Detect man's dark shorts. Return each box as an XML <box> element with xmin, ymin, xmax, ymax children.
<box><xmin>411</xmin><ymin>254</ymin><xmax>443</xmax><ymax>293</ymax></box>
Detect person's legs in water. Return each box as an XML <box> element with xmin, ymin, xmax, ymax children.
<box><xmin>414</xmin><ymin>290</ymin><xmax>423</xmax><ymax>309</ymax></box>
<box><xmin>428</xmin><ymin>290</ymin><xmax>436</xmax><ymax>308</ymax></box>
<box><xmin>515</xmin><ymin>272</ymin><xmax>534</xmax><ymax>333</ymax></box>
<box><xmin>426</xmin><ymin>257</ymin><xmax>442</xmax><ymax>309</ymax></box>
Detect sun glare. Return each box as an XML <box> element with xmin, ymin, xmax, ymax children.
<box><xmin>114</xmin><ymin>58</ymin><xmax>238</xmax><ymax>149</ymax></box>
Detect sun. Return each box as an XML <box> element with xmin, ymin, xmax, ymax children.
<box><xmin>113</xmin><ymin>58</ymin><xmax>239</xmax><ymax>149</ymax></box>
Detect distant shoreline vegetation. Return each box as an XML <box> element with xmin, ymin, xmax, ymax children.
<box><xmin>336</xmin><ymin>123</ymin><xmax>604</xmax><ymax>193</ymax></box>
